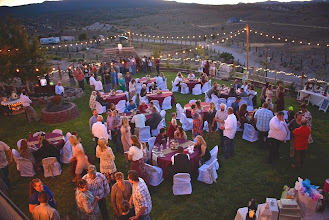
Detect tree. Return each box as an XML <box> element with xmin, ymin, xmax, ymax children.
<box><xmin>78</xmin><ymin>33</ymin><xmax>87</xmax><ymax>41</ymax></box>
<box><xmin>0</xmin><ymin>17</ymin><xmax>49</xmax><ymax>91</ymax></box>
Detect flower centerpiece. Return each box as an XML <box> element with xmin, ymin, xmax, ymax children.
<box><xmin>156</xmin><ymin>88</ymin><xmax>162</xmax><ymax>95</ymax></box>
<box><xmin>146</xmin><ymin>75</ymin><xmax>150</xmax><ymax>81</ymax></box>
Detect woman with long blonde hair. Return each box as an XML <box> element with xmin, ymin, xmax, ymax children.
<box><xmin>96</xmin><ymin>137</ymin><xmax>117</xmax><ymax>184</ymax></box>
<box><xmin>120</xmin><ymin>117</ymin><xmax>131</xmax><ymax>167</ymax></box>
<box><xmin>127</xmin><ymin>135</ymin><xmax>149</xmax><ymax>186</ymax></box>
<box><xmin>194</xmin><ymin>135</ymin><xmax>211</xmax><ymax>166</ymax></box>
<box><xmin>69</xmin><ymin>135</ymin><xmax>90</xmax><ymax>182</ymax></box>
<box><xmin>19</xmin><ymin>139</ymin><xmax>36</xmax><ymax>164</ymax></box>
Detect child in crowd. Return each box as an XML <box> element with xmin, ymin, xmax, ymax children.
<box><xmin>117</xmin><ymin>200</ymin><xmax>134</xmax><ymax>220</ymax></box>
<box><xmin>167</xmin><ymin>112</ymin><xmax>178</xmax><ymax>139</ymax></box>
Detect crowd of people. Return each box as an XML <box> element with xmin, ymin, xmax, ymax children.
<box><xmin>0</xmin><ymin>56</ymin><xmax>315</xmax><ymax>220</ymax></box>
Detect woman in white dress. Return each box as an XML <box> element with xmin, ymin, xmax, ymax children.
<box><xmin>96</xmin><ymin>137</ymin><xmax>117</xmax><ymax>184</ymax></box>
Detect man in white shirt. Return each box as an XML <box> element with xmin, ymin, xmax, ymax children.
<box><xmin>173</xmin><ymin>73</ymin><xmax>183</xmax><ymax>92</ymax></box>
<box><xmin>32</xmin><ymin>191</ymin><xmax>61</xmax><ymax>220</ymax></box>
<box><xmin>20</xmin><ymin>89</ymin><xmax>40</xmax><ymax>123</ymax></box>
<box><xmin>92</xmin><ymin>115</ymin><xmax>108</xmax><ymax>147</ymax></box>
<box><xmin>187</xmin><ymin>72</ymin><xmax>195</xmax><ymax>80</ymax></box>
<box><xmin>131</xmin><ymin>110</ymin><xmax>146</xmax><ymax>137</ymax></box>
<box><xmin>221</xmin><ymin>107</ymin><xmax>237</xmax><ymax>159</ymax></box>
<box><xmin>89</xmin><ymin>73</ymin><xmax>96</xmax><ymax>91</ymax></box>
<box><xmin>268</xmin><ymin>111</ymin><xmax>288</xmax><ymax>163</ymax></box>
<box><xmin>55</xmin><ymin>81</ymin><xmax>64</xmax><ymax>97</ymax></box>
<box><xmin>94</xmin><ymin>76</ymin><xmax>103</xmax><ymax>91</ymax></box>
<box><xmin>213</xmin><ymin>103</ymin><xmax>228</xmax><ymax>147</ymax></box>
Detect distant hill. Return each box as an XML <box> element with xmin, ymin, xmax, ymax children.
<box><xmin>0</xmin><ymin>0</ymin><xmax>166</xmax><ymax>17</ymax></box>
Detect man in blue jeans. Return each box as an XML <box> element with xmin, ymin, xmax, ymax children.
<box><xmin>221</xmin><ymin>107</ymin><xmax>238</xmax><ymax>159</ymax></box>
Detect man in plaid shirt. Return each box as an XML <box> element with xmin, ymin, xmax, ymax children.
<box><xmin>82</xmin><ymin>165</ymin><xmax>110</xmax><ymax>220</ymax></box>
<box><xmin>128</xmin><ymin>170</ymin><xmax>152</xmax><ymax>220</ymax></box>
<box><xmin>254</xmin><ymin>103</ymin><xmax>274</xmax><ymax>148</ymax></box>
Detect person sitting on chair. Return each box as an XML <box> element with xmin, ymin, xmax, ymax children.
<box><xmin>173</xmin><ymin>72</ymin><xmax>183</xmax><ymax>92</ymax></box>
<box><xmin>148</xmin><ymin>82</ymin><xmax>157</xmax><ymax>93</ymax></box>
<box><xmin>96</xmin><ymin>91</ymin><xmax>110</xmax><ymax>109</ymax></box>
<box><xmin>138</xmin><ymin>101</ymin><xmax>148</xmax><ymax>113</ymax></box>
<box><xmin>124</xmin><ymin>100</ymin><xmax>137</xmax><ymax>113</ymax></box>
<box><xmin>146</xmin><ymin>107</ymin><xmax>162</xmax><ymax>131</ymax></box>
<box><xmin>171</xmin><ymin>146</ymin><xmax>191</xmax><ymax>175</ymax></box>
<box><xmin>154</xmin><ymin>128</ymin><xmax>167</xmax><ymax>146</ymax></box>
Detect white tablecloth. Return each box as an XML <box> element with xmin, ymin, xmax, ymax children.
<box><xmin>1</xmin><ymin>98</ymin><xmax>21</xmax><ymax>106</ymax></box>
<box><xmin>298</xmin><ymin>90</ymin><xmax>329</xmax><ymax>107</ymax></box>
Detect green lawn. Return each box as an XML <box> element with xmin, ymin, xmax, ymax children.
<box><xmin>1</xmin><ymin>71</ymin><xmax>329</xmax><ymax>220</ymax></box>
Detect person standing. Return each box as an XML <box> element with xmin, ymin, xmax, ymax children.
<box><xmin>20</xmin><ymin>89</ymin><xmax>40</xmax><ymax>123</ymax></box>
<box><xmin>221</xmin><ymin>107</ymin><xmax>237</xmax><ymax>159</ymax></box>
<box><xmin>68</xmin><ymin>67</ymin><xmax>76</xmax><ymax>87</ymax></box>
<box><xmin>267</xmin><ymin>111</ymin><xmax>288</xmax><ymax>163</ymax></box>
<box><xmin>300</xmin><ymin>103</ymin><xmax>313</xmax><ymax>144</ymax></box>
<box><xmin>128</xmin><ymin>170</ymin><xmax>152</xmax><ymax>220</ymax></box>
<box><xmin>260</xmin><ymin>82</ymin><xmax>269</xmax><ymax>106</ymax></box>
<box><xmin>276</xmin><ymin>86</ymin><xmax>285</xmax><ymax>111</ymax></box>
<box><xmin>92</xmin><ymin>115</ymin><xmax>108</xmax><ymax>147</ymax></box>
<box><xmin>69</xmin><ymin>136</ymin><xmax>90</xmax><ymax>183</ymax></box>
<box><xmin>191</xmin><ymin>104</ymin><xmax>203</xmax><ymax>139</ymax></box>
<box><xmin>82</xmin><ymin>165</ymin><xmax>110</xmax><ymax>220</ymax></box>
<box><xmin>110</xmin><ymin>68</ymin><xmax>117</xmax><ymax>90</ymax></box>
<box><xmin>111</xmin><ymin>172</ymin><xmax>132</xmax><ymax>218</ymax></box>
<box><xmin>89</xmin><ymin>109</ymin><xmax>99</xmax><ymax>130</ymax></box>
<box><xmin>104</xmin><ymin>70</ymin><xmax>112</xmax><ymax>92</ymax></box>
<box><xmin>32</xmin><ymin>191</ymin><xmax>61</xmax><ymax>220</ymax></box>
<box><xmin>155</xmin><ymin>58</ymin><xmax>160</xmax><ymax>75</ymax></box>
<box><xmin>213</xmin><ymin>103</ymin><xmax>228</xmax><ymax>148</ymax></box>
<box><xmin>125</xmin><ymin>72</ymin><xmax>132</xmax><ymax>92</ymax></box>
<box><xmin>29</xmin><ymin>179</ymin><xmax>56</xmax><ymax>213</ymax></box>
<box><xmin>254</xmin><ymin>103</ymin><xmax>274</xmax><ymax>148</ymax></box>
<box><xmin>207</xmin><ymin>102</ymin><xmax>217</xmax><ymax>141</ymax></box>
<box><xmin>291</xmin><ymin>119</ymin><xmax>311</xmax><ymax>169</ymax></box>
<box><xmin>96</xmin><ymin>138</ymin><xmax>117</xmax><ymax>184</ymax></box>
<box><xmin>55</xmin><ymin>81</ymin><xmax>64</xmax><ymax>97</ymax></box>
<box><xmin>288</xmin><ymin>112</ymin><xmax>303</xmax><ymax>158</ymax></box>
<box><xmin>0</xmin><ymin>141</ymin><xmax>12</xmax><ymax>188</ymax></box>
<box><xmin>75</xmin><ymin>68</ymin><xmax>85</xmax><ymax>91</ymax></box>
<box><xmin>121</xmin><ymin>117</ymin><xmax>131</xmax><ymax>168</ymax></box>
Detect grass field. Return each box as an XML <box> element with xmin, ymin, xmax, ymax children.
<box><xmin>1</xmin><ymin>71</ymin><xmax>329</xmax><ymax>220</ymax></box>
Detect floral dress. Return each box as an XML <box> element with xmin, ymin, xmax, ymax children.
<box><xmin>75</xmin><ymin>189</ymin><xmax>100</xmax><ymax>220</ymax></box>
<box><xmin>302</xmin><ymin>110</ymin><xmax>313</xmax><ymax>143</ymax></box>
<box><xmin>192</xmin><ymin>110</ymin><xmax>203</xmax><ymax>138</ymax></box>
<box><xmin>96</xmin><ymin>146</ymin><xmax>117</xmax><ymax>180</ymax></box>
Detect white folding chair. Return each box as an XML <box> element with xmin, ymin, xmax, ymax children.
<box><xmin>242</xmin><ymin>124</ymin><xmax>258</xmax><ymax>142</ymax></box>
<box><xmin>52</xmin><ymin>129</ymin><xmax>63</xmax><ymax>135</ymax></box>
<box><xmin>147</xmin><ymin>137</ymin><xmax>156</xmax><ymax>159</ymax></box>
<box><xmin>173</xmin><ymin>173</ymin><xmax>192</xmax><ymax>195</ymax></box>
<box><xmin>95</xmin><ymin>101</ymin><xmax>106</xmax><ymax>114</ymax></box>
<box><xmin>17</xmin><ymin>139</ymin><xmax>23</xmax><ymax>150</ymax></box>
<box><xmin>65</xmin><ymin>132</ymin><xmax>72</xmax><ymax>142</ymax></box>
<box><xmin>139</xmin><ymin>126</ymin><xmax>151</xmax><ymax>142</ymax></box>
<box><xmin>171</xmin><ymin>81</ymin><xmax>179</xmax><ymax>93</ymax></box>
<box><xmin>189</xmin><ymin>99</ymin><xmax>197</xmax><ymax>104</ymax></box>
<box><xmin>33</xmin><ymin>131</ymin><xmax>44</xmax><ymax>137</ymax></box>
<box><xmin>205</xmin><ymin>146</ymin><xmax>219</xmax><ymax>170</ymax></box>
<box><xmin>12</xmin><ymin>149</ymin><xmax>21</xmax><ymax>171</ymax></box>
<box><xmin>197</xmin><ymin>159</ymin><xmax>218</xmax><ymax>184</ymax></box>
<box><xmin>42</xmin><ymin>157</ymin><xmax>62</xmax><ymax>178</ymax></box>
<box><xmin>176</xmin><ymin>103</ymin><xmax>184</xmax><ymax>120</ymax></box>
<box><xmin>116</xmin><ymin>100</ymin><xmax>126</xmax><ymax>113</ymax></box>
<box><xmin>17</xmin><ymin>158</ymin><xmax>35</xmax><ymax>177</ymax></box>
<box><xmin>152</xmin><ymin>119</ymin><xmax>165</xmax><ymax>136</ymax></box>
<box><xmin>145</xmin><ymin>163</ymin><xmax>164</xmax><ymax>186</ymax></box>
<box><xmin>192</xmin><ymin>84</ymin><xmax>202</xmax><ymax>95</ymax></box>
<box><xmin>162</xmin><ymin>96</ymin><xmax>172</xmax><ymax>110</ymax></box>
<box><xmin>61</xmin><ymin>141</ymin><xmax>73</xmax><ymax>164</ymax></box>
<box><xmin>180</xmin><ymin>83</ymin><xmax>189</xmax><ymax>94</ymax></box>
<box><xmin>180</xmin><ymin>113</ymin><xmax>193</xmax><ymax>131</ymax></box>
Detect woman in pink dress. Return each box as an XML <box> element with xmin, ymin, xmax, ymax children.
<box><xmin>209</xmin><ymin>62</ymin><xmax>216</xmax><ymax>78</ymax></box>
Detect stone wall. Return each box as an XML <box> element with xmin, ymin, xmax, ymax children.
<box><xmin>41</xmin><ymin>102</ymin><xmax>79</xmax><ymax>124</ymax></box>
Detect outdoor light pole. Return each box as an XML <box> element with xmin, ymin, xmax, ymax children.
<box><xmin>246</xmin><ymin>24</ymin><xmax>250</xmax><ymax>73</ymax></box>
<box><xmin>128</xmin><ymin>30</ymin><xmax>132</xmax><ymax>47</ymax></box>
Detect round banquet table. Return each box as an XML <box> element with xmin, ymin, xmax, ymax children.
<box><xmin>138</xmin><ymin>77</ymin><xmax>156</xmax><ymax>85</ymax></box>
<box><xmin>183</xmin><ymin>79</ymin><xmax>201</xmax><ymax>93</ymax></box>
<box><xmin>28</xmin><ymin>133</ymin><xmax>65</xmax><ymax>149</ymax></box>
<box><xmin>184</xmin><ymin>102</ymin><xmax>210</xmax><ymax>118</ymax></box>
<box><xmin>103</xmin><ymin>92</ymin><xmax>127</xmax><ymax>105</ymax></box>
<box><xmin>146</xmin><ymin>91</ymin><xmax>176</xmax><ymax>106</ymax></box>
<box><xmin>153</xmin><ymin>139</ymin><xmax>200</xmax><ymax>178</ymax></box>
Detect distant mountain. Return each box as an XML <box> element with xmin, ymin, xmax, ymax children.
<box><xmin>0</xmin><ymin>0</ymin><xmax>166</xmax><ymax>17</ymax></box>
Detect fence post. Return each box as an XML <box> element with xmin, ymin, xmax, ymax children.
<box><xmin>290</xmin><ymin>58</ymin><xmax>293</xmax><ymax>65</ymax></box>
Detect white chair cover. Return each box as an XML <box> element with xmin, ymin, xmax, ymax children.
<box><xmin>189</xmin><ymin>99</ymin><xmax>197</xmax><ymax>104</ymax></box>
<box><xmin>116</xmin><ymin>90</ymin><xmax>123</xmax><ymax>93</ymax></box>
<box><xmin>239</xmin><ymin>97</ymin><xmax>249</xmax><ymax>107</ymax></box>
<box><xmin>162</xmin><ymin>89</ymin><xmax>169</xmax><ymax>92</ymax></box>
<box><xmin>152</xmin><ymin>119</ymin><xmax>165</xmax><ymax>136</ymax></box>
<box><xmin>61</xmin><ymin>141</ymin><xmax>73</xmax><ymax>164</ymax></box>
<box><xmin>42</xmin><ymin>157</ymin><xmax>62</xmax><ymax>178</ymax></box>
<box><xmin>17</xmin><ymin>139</ymin><xmax>23</xmax><ymax>150</ymax></box>
<box><xmin>95</xmin><ymin>101</ymin><xmax>106</xmax><ymax>114</ymax></box>
<box><xmin>218</xmin><ymin>98</ymin><xmax>227</xmax><ymax>105</ymax></box>
<box><xmin>17</xmin><ymin>158</ymin><xmax>35</xmax><ymax>177</ymax></box>
<box><xmin>125</xmin><ymin>91</ymin><xmax>129</xmax><ymax>100</ymax></box>
<box><xmin>145</xmin><ymin>163</ymin><xmax>164</xmax><ymax>186</ymax></box>
<box><xmin>227</xmin><ymin>98</ymin><xmax>236</xmax><ymax>108</ymax></box>
<box><xmin>205</xmin><ymin>146</ymin><xmax>219</xmax><ymax>170</ymax></box>
<box><xmin>180</xmin><ymin>113</ymin><xmax>193</xmax><ymax>131</ymax></box>
<box><xmin>171</xmin><ymin>81</ymin><xmax>179</xmax><ymax>93</ymax></box>
<box><xmin>147</xmin><ymin>137</ymin><xmax>156</xmax><ymax>159</ymax></box>
<box><xmin>116</xmin><ymin>100</ymin><xmax>126</xmax><ymax>113</ymax></box>
<box><xmin>52</xmin><ymin>129</ymin><xmax>63</xmax><ymax>135</ymax></box>
<box><xmin>173</xmin><ymin>173</ymin><xmax>192</xmax><ymax>195</ymax></box>
<box><xmin>136</xmin><ymin>82</ymin><xmax>142</xmax><ymax>95</ymax></box>
<box><xmin>205</xmin><ymin>93</ymin><xmax>211</xmax><ymax>103</ymax></box>
<box><xmin>151</xmin><ymin>100</ymin><xmax>161</xmax><ymax>112</ymax></box>
<box><xmin>65</xmin><ymin>132</ymin><xmax>72</xmax><ymax>142</ymax></box>
<box><xmin>180</xmin><ymin>83</ymin><xmax>189</xmax><ymax>94</ymax></box>
<box><xmin>139</xmin><ymin>95</ymin><xmax>148</xmax><ymax>105</ymax></box>
<box><xmin>197</xmin><ymin>159</ymin><xmax>218</xmax><ymax>184</ymax></box>
<box><xmin>158</xmin><ymin>80</ymin><xmax>167</xmax><ymax>90</ymax></box>
<box><xmin>282</xmin><ymin>110</ymin><xmax>288</xmax><ymax>120</ymax></box>
<box><xmin>247</xmin><ymin>106</ymin><xmax>254</xmax><ymax>112</ymax></box>
<box><xmin>33</xmin><ymin>131</ymin><xmax>44</xmax><ymax>137</ymax></box>
<box><xmin>139</xmin><ymin>126</ymin><xmax>151</xmax><ymax>142</ymax></box>
<box><xmin>192</xmin><ymin>84</ymin><xmax>202</xmax><ymax>95</ymax></box>
<box><xmin>202</xmin><ymin>81</ymin><xmax>211</xmax><ymax>93</ymax></box>
<box><xmin>12</xmin><ymin>149</ymin><xmax>21</xmax><ymax>171</ymax></box>
<box><xmin>160</xmin><ymin>110</ymin><xmax>166</xmax><ymax>127</ymax></box>
<box><xmin>132</xmin><ymin>95</ymin><xmax>137</xmax><ymax>105</ymax></box>
<box><xmin>176</xmin><ymin>103</ymin><xmax>184</xmax><ymax>120</ymax></box>
<box><xmin>211</xmin><ymin>94</ymin><xmax>219</xmax><ymax>105</ymax></box>
<box><xmin>242</xmin><ymin>124</ymin><xmax>258</xmax><ymax>142</ymax></box>
<box><xmin>162</xmin><ymin>96</ymin><xmax>172</xmax><ymax>110</ymax></box>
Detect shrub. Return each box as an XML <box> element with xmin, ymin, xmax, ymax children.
<box><xmin>220</xmin><ymin>52</ymin><xmax>234</xmax><ymax>63</ymax></box>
